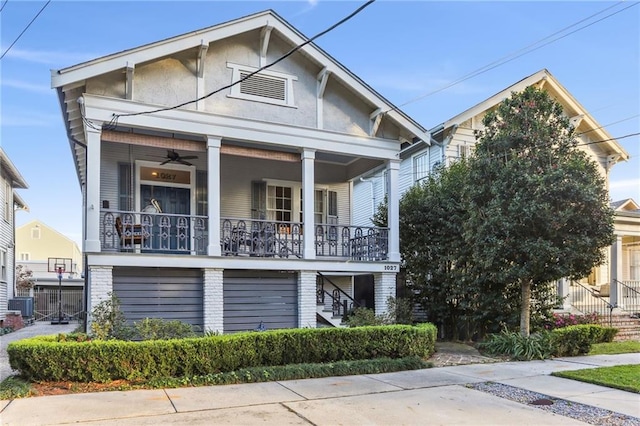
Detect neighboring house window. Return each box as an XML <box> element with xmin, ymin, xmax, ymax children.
<box><xmin>631</xmin><ymin>250</ymin><xmax>640</xmax><ymax>281</ymax></box>
<box><xmin>458</xmin><ymin>144</ymin><xmax>472</xmax><ymax>159</ymax></box>
<box><xmin>227</xmin><ymin>62</ymin><xmax>297</xmax><ymax>107</ymax></box>
<box><xmin>267</xmin><ymin>185</ymin><xmax>292</xmax><ymax>222</ymax></box>
<box><xmin>20</xmin><ymin>253</ymin><xmax>30</xmax><ymax>261</ymax></box>
<box><xmin>4</xmin><ymin>182</ymin><xmax>10</xmax><ymax>222</ymax></box>
<box><xmin>31</xmin><ymin>226</ymin><xmax>40</xmax><ymax>239</ymax></box>
<box><xmin>413</xmin><ymin>153</ymin><xmax>429</xmax><ymax>184</ymax></box>
<box><xmin>0</xmin><ymin>249</ymin><xmax>6</xmax><ymax>282</ymax></box>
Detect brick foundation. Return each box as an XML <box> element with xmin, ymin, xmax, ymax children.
<box><xmin>2</xmin><ymin>311</ymin><xmax>24</xmax><ymax>331</ymax></box>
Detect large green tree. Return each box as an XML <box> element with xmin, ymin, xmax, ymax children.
<box><xmin>465</xmin><ymin>86</ymin><xmax>614</xmax><ymax>336</ymax></box>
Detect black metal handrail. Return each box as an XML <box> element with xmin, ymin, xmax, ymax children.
<box><xmin>572</xmin><ymin>282</ymin><xmax>614</xmax><ymax>326</ymax></box>
<box><xmin>317</xmin><ymin>272</ymin><xmax>362</xmax><ymax>320</ymax></box>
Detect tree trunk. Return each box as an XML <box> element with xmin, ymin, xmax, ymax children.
<box><xmin>520</xmin><ymin>280</ymin><xmax>531</xmax><ymax>337</ymax></box>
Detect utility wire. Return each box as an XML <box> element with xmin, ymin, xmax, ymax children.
<box><xmin>577</xmin><ymin>114</ymin><xmax>640</xmax><ymax>137</ymax></box>
<box><xmin>107</xmin><ymin>0</ymin><xmax>375</xmax><ymax>127</ymax></box>
<box><xmin>0</xmin><ymin>0</ymin><xmax>51</xmax><ymax>60</ymax></box>
<box><xmin>386</xmin><ymin>1</ymin><xmax>638</xmax><ymax>114</ymax></box>
<box><xmin>0</xmin><ymin>0</ymin><xmax>9</xmax><ymax>13</ymax></box>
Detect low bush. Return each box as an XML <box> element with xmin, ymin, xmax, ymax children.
<box><xmin>545</xmin><ymin>312</ymin><xmax>599</xmax><ymax>330</ymax></box>
<box><xmin>8</xmin><ymin>323</ymin><xmax>437</xmax><ymax>383</ymax></box>
<box><xmin>133</xmin><ymin>318</ymin><xmax>199</xmax><ymax>340</ymax></box>
<box><xmin>479</xmin><ymin>324</ymin><xmax>618</xmax><ymax>360</ymax></box>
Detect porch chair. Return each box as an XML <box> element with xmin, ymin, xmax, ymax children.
<box><xmin>115</xmin><ymin>216</ymin><xmax>143</xmax><ymax>248</ymax></box>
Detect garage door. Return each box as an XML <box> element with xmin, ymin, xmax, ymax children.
<box><xmin>224</xmin><ymin>270</ymin><xmax>297</xmax><ymax>332</ymax></box>
<box><xmin>112</xmin><ymin>267</ymin><xmax>203</xmax><ymax>328</ymax></box>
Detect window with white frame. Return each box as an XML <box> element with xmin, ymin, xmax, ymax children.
<box><xmin>227</xmin><ymin>62</ymin><xmax>297</xmax><ymax>107</ymax></box>
<box><xmin>0</xmin><ymin>249</ymin><xmax>6</xmax><ymax>282</ymax></box>
<box><xmin>413</xmin><ymin>153</ymin><xmax>429</xmax><ymax>184</ymax></box>
<box><xmin>20</xmin><ymin>253</ymin><xmax>30</xmax><ymax>261</ymax></box>
<box><xmin>267</xmin><ymin>185</ymin><xmax>292</xmax><ymax>222</ymax></box>
<box><xmin>631</xmin><ymin>250</ymin><xmax>640</xmax><ymax>280</ymax></box>
<box><xmin>458</xmin><ymin>144</ymin><xmax>472</xmax><ymax>159</ymax></box>
<box><xmin>31</xmin><ymin>226</ymin><xmax>40</xmax><ymax>239</ymax></box>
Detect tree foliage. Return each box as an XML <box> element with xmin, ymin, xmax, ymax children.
<box><xmin>465</xmin><ymin>86</ymin><xmax>614</xmax><ymax>336</ymax></box>
<box><xmin>15</xmin><ymin>265</ymin><xmax>34</xmax><ymax>290</ymax></box>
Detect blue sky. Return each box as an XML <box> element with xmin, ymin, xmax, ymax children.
<box><xmin>1</xmin><ymin>1</ymin><xmax>639</xmax><ymax>247</ymax></box>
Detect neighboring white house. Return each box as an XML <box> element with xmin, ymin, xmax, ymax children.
<box><xmin>0</xmin><ymin>147</ymin><xmax>28</xmax><ymax>325</ymax></box>
<box><xmin>353</xmin><ymin>69</ymin><xmax>633</xmax><ymax>307</ymax></box>
<box><xmin>51</xmin><ymin>10</ymin><xmax>429</xmax><ymax>332</ymax></box>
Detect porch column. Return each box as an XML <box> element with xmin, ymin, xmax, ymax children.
<box><xmin>87</xmin><ymin>266</ymin><xmax>112</xmax><ymax>333</ymax></box>
<box><xmin>85</xmin><ymin>124</ymin><xmax>103</xmax><ymax>253</ymax></box>
<box><xmin>203</xmin><ymin>268</ymin><xmax>223</xmax><ymax>333</ymax></box>
<box><xmin>558</xmin><ymin>278</ymin><xmax>571</xmax><ymax>310</ymax></box>
<box><xmin>298</xmin><ymin>271</ymin><xmax>317</xmax><ymax>328</ymax></box>
<box><xmin>302</xmin><ymin>149</ymin><xmax>316</xmax><ymax>260</ymax></box>
<box><xmin>374</xmin><ymin>272</ymin><xmax>396</xmax><ymax>316</ymax></box>
<box><xmin>207</xmin><ymin>136</ymin><xmax>222</xmax><ymax>257</ymax></box>
<box><xmin>387</xmin><ymin>159</ymin><xmax>400</xmax><ymax>262</ymax></box>
<box><xmin>610</xmin><ymin>235</ymin><xmax>623</xmax><ymax>308</ymax></box>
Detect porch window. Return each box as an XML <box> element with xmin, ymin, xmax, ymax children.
<box><xmin>413</xmin><ymin>153</ymin><xmax>428</xmax><ymax>184</ymax></box>
<box><xmin>267</xmin><ymin>185</ymin><xmax>292</xmax><ymax>222</ymax></box>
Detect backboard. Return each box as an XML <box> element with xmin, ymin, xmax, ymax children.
<box><xmin>47</xmin><ymin>257</ymin><xmax>74</xmax><ymax>274</ymax></box>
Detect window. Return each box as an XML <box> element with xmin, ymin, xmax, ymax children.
<box><xmin>0</xmin><ymin>250</ymin><xmax>6</xmax><ymax>282</ymax></box>
<box><xmin>118</xmin><ymin>163</ymin><xmax>134</xmax><ymax>211</ymax></box>
<box><xmin>227</xmin><ymin>62</ymin><xmax>297</xmax><ymax>107</ymax></box>
<box><xmin>267</xmin><ymin>185</ymin><xmax>292</xmax><ymax>222</ymax></box>
<box><xmin>20</xmin><ymin>253</ymin><xmax>30</xmax><ymax>261</ymax></box>
<box><xmin>31</xmin><ymin>226</ymin><xmax>40</xmax><ymax>239</ymax></box>
<box><xmin>327</xmin><ymin>191</ymin><xmax>338</xmax><ymax>224</ymax></box>
<box><xmin>413</xmin><ymin>153</ymin><xmax>429</xmax><ymax>183</ymax></box>
<box><xmin>631</xmin><ymin>250</ymin><xmax>640</xmax><ymax>281</ymax></box>
<box><xmin>458</xmin><ymin>144</ymin><xmax>472</xmax><ymax>159</ymax></box>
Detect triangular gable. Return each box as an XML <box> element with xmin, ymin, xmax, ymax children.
<box><xmin>438</xmin><ymin>69</ymin><xmax>629</xmax><ymax>161</ymax></box>
<box><xmin>612</xmin><ymin>198</ymin><xmax>640</xmax><ymax>212</ymax></box>
<box><xmin>51</xmin><ymin>9</ymin><xmax>428</xmax><ymax>143</ymax></box>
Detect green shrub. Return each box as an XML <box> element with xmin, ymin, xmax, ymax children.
<box><xmin>133</xmin><ymin>318</ymin><xmax>199</xmax><ymax>340</ymax></box>
<box><xmin>551</xmin><ymin>324</ymin><xmax>618</xmax><ymax>357</ymax></box>
<box><xmin>345</xmin><ymin>308</ymin><xmax>387</xmax><ymax>327</ymax></box>
<box><xmin>479</xmin><ymin>329</ymin><xmax>555</xmax><ymax>360</ymax></box>
<box><xmin>8</xmin><ymin>323</ymin><xmax>437</xmax><ymax>382</ymax></box>
<box><xmin>90</xmin><ymin>292</ymin><xmax>132</xmax><ymax>340</ymax></box>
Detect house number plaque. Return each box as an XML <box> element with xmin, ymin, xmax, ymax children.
<box><xmin>140</xmin><ymin>166</ymin><xmax>191</xmax><ymax>184</ymax></box>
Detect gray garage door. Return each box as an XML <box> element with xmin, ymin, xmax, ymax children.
<box><xmin>113</xmin><ymin>267</ymin><xmax>203</xmax><ymax>328</ymax></box>
<box><xmin>224</xmin><ymin>270</ymin><xmax>297</xmax><ymax>332</ymax></box>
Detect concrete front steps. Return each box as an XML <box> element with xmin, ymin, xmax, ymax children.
<box><xmin>316</xmin><ymin>305</ymin><xmax>345</xmax><ymax>328</ymax></box>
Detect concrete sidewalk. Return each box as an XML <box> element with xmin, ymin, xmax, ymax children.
<box><xmin>1</xmin><ymin>351</ymin><xmax>638</xmax><ymax>425</ymax></box>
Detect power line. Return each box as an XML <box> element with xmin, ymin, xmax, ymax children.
<box><xmin>0</xmin><ymin>0</ymin><xmax>51</xmax><ymax>60</ymax></box>
<box><xmin>577</xmin><ymin>114</ymin><xmax>640</xmax><ymax>137</ymax></box>
<box><xmin>106</xmin><ymin>0</ymin><xmax>376</xmax><ymax>128</ymax></box>
<box><xmin>0</xmin><ymin>0</ymin><xmax>9</xmax><ymax>13</ymax></box>
<box><xmin>386</xmin><ymin>1</ymin><xmax>638</xmax><ymax>114</ymax></box>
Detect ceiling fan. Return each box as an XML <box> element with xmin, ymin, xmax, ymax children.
<box><xmin>160</xmin><ymin>149</ymin><xmax>198</xmax><ymax>166</ymax></box>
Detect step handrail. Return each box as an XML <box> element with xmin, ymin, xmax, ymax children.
<box><xmin>317</xmin><ymin>272</ymin><xmax>362</xmax><ymax>309</ymax></box>
<box><xmin>574</xmin><ymin>281</ymin><xmax>614</xmax><ymax>327</ymax></box>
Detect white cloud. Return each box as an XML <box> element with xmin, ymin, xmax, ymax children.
<box><xmin>2</xmin><ymin>79</ymin><xmax>52</xmax><ymax>95</ymax></box>
<box><xmin>3</xmin><ymin>47</ymin><xmax>97</xmax><ymax>66</ymax></box>
<box><xmin>609</xmin><ymin>178</ymin><xmax>640</xmax><ymax>201</ymax></box>
<box><xmin>1</xmin><ymin>111</ymin><xmax>58</xmax><ymax>127</ymax></box>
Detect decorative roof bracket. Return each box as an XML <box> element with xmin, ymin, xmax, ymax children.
<box><xmin>260</xmin><ymin>25</ymin><xmax>273</xmax><ymax>68</ymax></box>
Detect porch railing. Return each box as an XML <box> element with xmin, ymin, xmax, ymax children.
<box><xmin>316</xmin><ymin>272</ymin><xmax>362</xmax><ymax>320</ymax></box>
<box><xmin>615</xmin><ymin>279</ymin><xmax>640</xmax><ymax>314</ymax></box>
<box><xmin>570</xmin><ymin>281</ymin><xmax>614</xmax><ymax>326</ymax></box>
<box><xmin>221</xmin><ymin>218</ymin><xmax>388</xmax><ymax>261</ymax></box>
<box><xmin>101</xmin><ymin>210</ymin><xmax>208</xmax><ymax>254</ymax></box>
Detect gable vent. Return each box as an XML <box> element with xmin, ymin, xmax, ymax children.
<box><xmin>240</xmin><ymin>72</ymin><xmax>286</xmax><ymax>101</ymax></box>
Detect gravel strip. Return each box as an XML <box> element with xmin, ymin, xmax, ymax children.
<box><xmin>469</xmin><ymin>382</ymin><xmax>640</xmax><ymax>426</ymax></box>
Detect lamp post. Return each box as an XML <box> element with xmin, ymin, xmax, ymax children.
<box><xmin>51</xmin><ymin>266</ymin><xmax>69</xmax><ymax>325</ymax></box>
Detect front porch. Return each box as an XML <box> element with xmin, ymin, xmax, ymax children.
<box><xmin>100</xmin><ymin>211</ymin><xmax>388</xmax><ymax>261</ymax></box>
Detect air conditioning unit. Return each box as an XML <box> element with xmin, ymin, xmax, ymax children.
<box><xmin>8</xmin><ymin>297</ymin><xmax>34</xmax><ymax>318</ymax></box>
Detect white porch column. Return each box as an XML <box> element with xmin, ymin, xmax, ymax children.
<box><xmin>85</xmin><ymin>124</ymin><xmax>102</xmax><ymax>253</ymax></box>
<box><xmin>302</xmin><ymin>149</ymin><xmax>316</xmax><ymax>260</ymax></box>
<box><xmin>87</xmin><ymin>266</ymin><xmax>112</xmax><ymax>333</ymax></box>
<box><xmin>387</xmin><ymin>159</ymin><xmax>400</xmax><ymax>262</ymax></box>
<box><xmin>558</xmin><ymin>278</ymin><xmax>571</xmax><ymax>310</ymax></box>
<box><xmin>203</xmin><ymin>268</ymin><xmax>223</xmax><ymax>333</ymax></box>
<box><xmin>374</xmin><ymin>272</ymin><xmax>396</xmax><ymax>316</ymax></box>
<box><xmin>207</xmin><ymin>136</ymin><xmax>222</xmax><ymax>257</ymax></box>
<box><xmin>610</xmin><ymin>235</ymin><xmax>623</xmax><ymax>308</ymax></box>
<box><xmin>298</xmin><ymin>271</ymin><xmax>317</xmax><ymax>328</ymax></box>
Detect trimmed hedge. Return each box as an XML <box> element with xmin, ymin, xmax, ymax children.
<box><xmin>552</xmin><ymin>324</ymin><xmax>618</xmax><ymax>357</ymax></box>
<box><xmin>8</xmin><ymin>323</ymin><xmax>436</xmax><ymax>382</ymax></box>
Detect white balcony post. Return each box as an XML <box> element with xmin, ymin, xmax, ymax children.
<box><xmin>387</xmin><ymin>159</ymin><xmax>400</xmax><ymax>262</ymax></box>
<box><xmin>302</xmin><ymin>149</ymin><xmax>316</xmax><ymax>260</ymax></box>
<box><xmin>207</xmin><ymin>136</ymin><xmax>222</xmax><ymax>256</ymax></box>
<box><xmin>85</xmin><ymin>124</ymin><xmax>102</xmax><ymax>253</ymax></box>
<box><xmin>610</xmin><ymin>234</ymin><xmax>623</xmax><ymax>308</ymax></box>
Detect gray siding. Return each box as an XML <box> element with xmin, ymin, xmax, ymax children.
<box><xmin>223</xmin><ymin>270</ymin><xmax>297</xmax><ymax>332</ymax></box>
<box><xmin>112</xmin><ymin>267</ymin><xmax>203</xmax><ymax>328</ymax></box>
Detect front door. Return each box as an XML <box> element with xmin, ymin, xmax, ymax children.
<box><xmin>140</xmin><ymin>185</ymin><xmax>190</xmax><ymax>252</ymax></box>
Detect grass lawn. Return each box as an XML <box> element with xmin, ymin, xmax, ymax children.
<box><xmin>589</xmin><ymin>340</ymin><xmax>640</xmax><ymax>355</ymax></box>
<box><xmin>552</xmin><ymin>364</ymin><xmax>640</xmax><ymax>394</ymax></box>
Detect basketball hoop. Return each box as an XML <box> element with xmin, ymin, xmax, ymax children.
<box><xmin>48</xmin><ymin>258</ymin><xmax>73</xmax><ymax>325</ymax></box>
